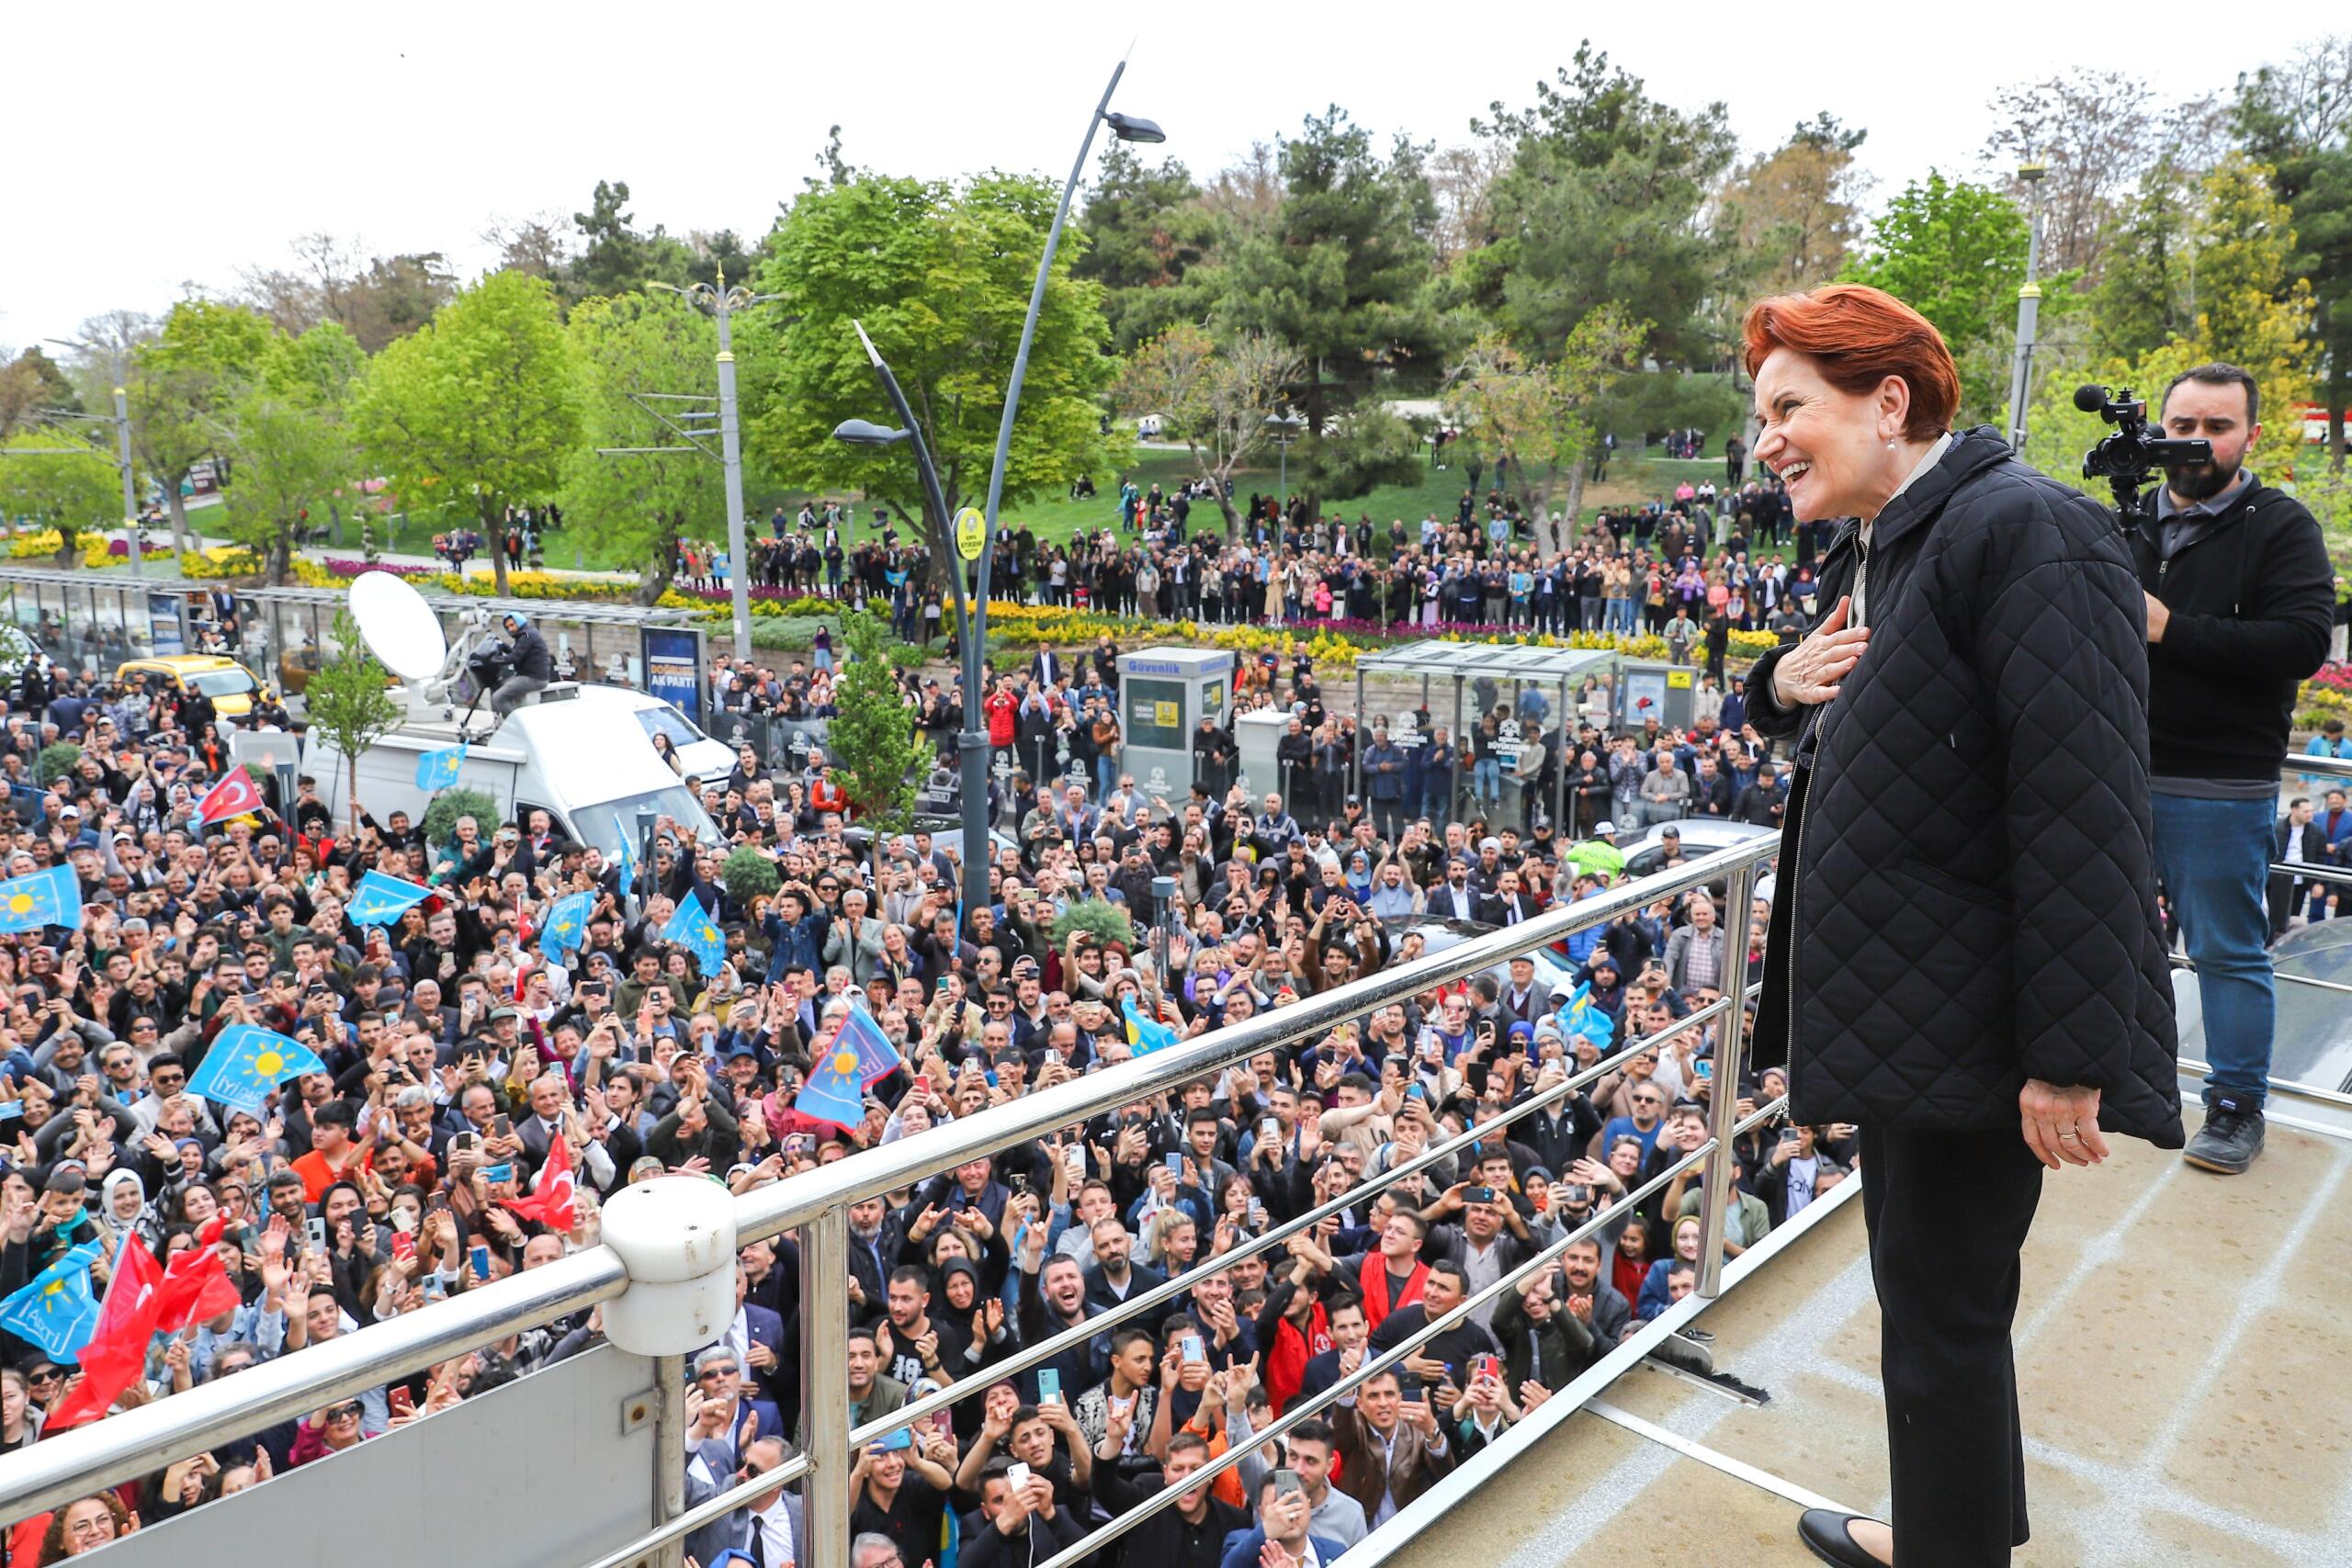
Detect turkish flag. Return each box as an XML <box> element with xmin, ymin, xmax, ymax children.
<box><xmin>195</xmin><ymin>770</ymin><xmax>264</xmax><ymax>825</ymax></box>
<box><xmin>501</xmin><ymin>1134</ymin><xmax>576</xmax><ymax>1234</ymax></box>
<box><xmin>45</xmin><ymin>1239</ymin><xmax>164</xmax><ymax>1431</ymax></box>
<box><xmin>154</xmin><ymin>1216</ymin><xmax>242</xmax><ymax>1332</ymax></box>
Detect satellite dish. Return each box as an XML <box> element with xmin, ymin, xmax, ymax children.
<box><xmin>348</xmin><ymin>570</ymin><xmax>449</xmax><ymax>682</ymax></box>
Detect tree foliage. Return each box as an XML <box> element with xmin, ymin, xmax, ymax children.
<box><xmin>1721</xmin><ymin>114</ymin><xmax>1870</xmax><ymax>299</ymax></box>
<box><xmin>1444</xmin><ymin>307</ymin><xmax>1644</xmax><ymax>548</ymax></box>
<box><xmin>305</xmin><ymin>610</ymin><xmax>405</xmax><ymax>832</ymax></box>
<box><xmin>209</xmin><ymin>322</ymin><xmax>362</xmax><ymax>584</ymax></box>
<box><xmin>1467</xmin><ymin>45</ymin><xmax>1736</xmax><ymax>365</ymax></box>
<box><xmin>0</xmin><ymin>349</ymin><xmax>80</xmax><ymax>440</ymax></box>
<box><xmin>355</xmin><ymin>270</ymin><xmax>581</xmax><ymax>595</ymax></box>
<box><xmin>2236</xmin><ymin>38</ymin><xmax>2352</xmax><ymax>459</ymax></box>
<box><xmin>0</xmin><ymin>431</ymin><xmax>117</xmax><ymax>562</ymax></box>
<box><xmin>240</xmin><ymin>234</ymin><xmax>458</xmax><ymax>353</ymax></box>
<box><xmin>127</xmin><ymin>300</ymin><xmax>278</xmax><ymax>553</ymax></box>
<box><xmin>824</xmin><ymin>610</ymin><xmax>924</xmax><ymax>846</ymax></box>
<box><xmin>1115</xmin><ymin>324</ymin><xmax>1303</xmax><ymax>535</ymax></box>
<box><xmin>1983</xmin><ymin>69</ymin><xmax>2159</xmax><ymax>279</ymax></box>
<box><xmin>1838</xmin><ymin>173</ymin><xmax>2030</xmax><ymax>423</ymax></box>
<box><xmin>1075</xmin><ymin>146</ymin><xmax>1219</xmax><ymax>353</ymax></box>
<box><xmin>1214</xmin><ymin>107</ymin><xmax>1451</xmax><ymax>507</ymax></box>
<box><xmin>561</xmin><ymin>291</ymin><xmax>776</xmax><ymax>603</ymax></box>
<box><xmin>754</xmin><ymin>173</ymin><xmax>1116</xmax><ymax>543</ymax></box>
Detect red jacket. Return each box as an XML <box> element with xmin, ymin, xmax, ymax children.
<box><xmin>984</xmin><ymin>691</ymin><xmax>1018</xmax><ymax>748</ymax></box>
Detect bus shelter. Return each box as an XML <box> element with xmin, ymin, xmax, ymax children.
<box><xmin>1352</xmin><ymin>640</ymin><xmax>1620</xmax><ymax>830</ymax></box>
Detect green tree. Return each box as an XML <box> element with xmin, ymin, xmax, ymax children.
<box><xmin>0</xmin><ymin>431</ymin><xmax>118</xmax><ymax>564</ymax></box>
<box><xmin>1213</xmin><ymin>107</ymin><xmax>1453</xmax><ymax>509</ymax></box>
<box><xmin>1465</xmin><ymin>45</ymin><xmax>1737</xmax><ymax>366</ymax></box>
<box><xmin>0</xmin><ymin>348</ymin><xmax>81</xmax><ymax>439</ymax></box>
<box><xmin>2236</xmin><ymin>42</ymin><xmax>2351</xmax><ymax>460</ymax></box>
<box><xmin>355</xmin><ymin>270</ymin><xmax>582</xmax><ymax>595</ymax></box>
<box><xmin>305</xmin><ymin>610</ymin><xmax>404</xmax><ymax>832</ymax></box>
<box><xmin>127</xmin><ymin>300</ymin><xmax>278</xmax><ymax>555</ymax></box>
<box><xmin>1444</xmin><ymin>308</ymin><xmax>1645</xmax><ymax>549</ymax></box>
<box><xmin>209</xmin><ymin>322</ymin><xmax>363</xmax><ymax>584</ymax></box>
<box><xmin>754</xmin><ymin>173</ymin><xmax>1115</xmax><ymax>562</ymax></box>
<box><xmin>824</xmin><ymin>610</ymin><xmax>925</xmax><ymax>885</ymax></box>
<box><xmin>1115</xmin><ymin>324</ymin><xmax>1302</xmax><ymax>536</ymax></box>
<box><xmin>1074</xmin><ymin>145</ymin><xmax>1220</xmax><ymax>352</ymax></box>
<box><xmin>571</xmin><ymin>179</ymin><xmax>695</xmax><ymax>303</ymax></box>
<box><xmin>562</xmin><ymin>291</ymin><xmax>775</xmax><ymax>603</ymax></box>
<box><xmin>1839</xmin><ymin>173</ymin><xmax>2030</xmax><ymax>423</ymax></box>
<box><xmin>1721</xmin><ymin>114</ymin><xmax>1871</xmax><ymax>300</ymax></box>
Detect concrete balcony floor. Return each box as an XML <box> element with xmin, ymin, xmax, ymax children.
<box><xmin>1391</xmin><ymin>1106</ymin><xmax>2352</xmax><ymax>1566</ymax></box>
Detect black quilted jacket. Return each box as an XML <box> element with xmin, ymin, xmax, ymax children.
<box><xmin>1745</xmin><ymin>427</ymin><xmax>2185</xmax><ymax>1146</ymax></box>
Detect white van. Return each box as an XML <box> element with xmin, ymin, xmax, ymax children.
<box><xmin>566</xmin><ymin>685</ymin><xmax>738</xmax><ymax>782</ymax></box>
<box><xmin>303</xmin><ymin>686</ymin><xmax>723</xmax><ymax>860</ymax></box>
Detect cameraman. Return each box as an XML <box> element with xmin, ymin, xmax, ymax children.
<box><xmin>490</xmin><ymin>610</ymin><xmax>553</xmax><ymax>719</ymax></box>
<box><xmin>2130</xmin><ymin>362</ymin><xmax>2332</xmax><ymax>1176</ymax></box>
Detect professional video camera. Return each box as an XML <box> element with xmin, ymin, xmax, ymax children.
<box><xmin>2075</xmin><ymin>384</ymin><xmax>2212</xmax><ymax>525</ymax></box>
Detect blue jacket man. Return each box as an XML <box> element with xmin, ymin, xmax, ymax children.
<box><xmin>760</xmin><ymin>889</ymin><xmax>830</xmax><ymax>983</ymax></box>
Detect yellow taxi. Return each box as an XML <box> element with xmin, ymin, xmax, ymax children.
<box><xmin>115</xmin><ymin>655</ymin><xmax>268</xmax><ymax>717</ymax></box>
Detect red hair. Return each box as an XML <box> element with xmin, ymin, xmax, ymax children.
<box><xmin>1741</xmin><ymin>283</ymin><xmax>1961</xmax><ymax>441</ymax></box>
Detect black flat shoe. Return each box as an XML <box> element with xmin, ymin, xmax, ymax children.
<box><xmin>1798</xmin><ymin>1509</ymin><xmax>1892</xmax><ymax>1568</ymax></box>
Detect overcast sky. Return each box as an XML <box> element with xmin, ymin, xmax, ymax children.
<box><xmin>6</xmin><ymin>4</ymin><xmax>2241</xmax><ymax>354</ymax></box>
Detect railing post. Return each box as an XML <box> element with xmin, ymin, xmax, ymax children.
<box><xmin>1698</xmin><ymin>860</ymin><xmax>1758</xmax><ymax>1299</ymax></box>
<box><xmin>651</xmin><ymin>1352</ymin><xmax>686</xmax><ymax>1568</ymax></box>
<box><xmin>800</xmin><ymin>1208</ymin><xmax>852</xmax><ymax>1568</ymax></box>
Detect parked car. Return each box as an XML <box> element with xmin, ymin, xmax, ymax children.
<box><xmin>116</xmin><ymin>654</ymin><xmax>269</xmax><ymax>718</ymax></box>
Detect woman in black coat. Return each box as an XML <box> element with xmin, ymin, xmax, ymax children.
<box><xmin>1736</xmin><ymin>285</ymin><xmax>2182</xmax><ymax>1568</ymax></box>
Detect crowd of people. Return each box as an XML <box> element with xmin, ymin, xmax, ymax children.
<box><xmin>0</xmin><ymin>503</ymin><xmax>1837</xmax><ymax>1562</ymax></box>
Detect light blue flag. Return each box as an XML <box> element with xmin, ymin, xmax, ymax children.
<box><xmin>347</xmin><ymin>870</ymin><xmax>431</xmax><ymax>929</ymax></box>
<box><xmin>662</xmin><ymin>891</ymin><xmax>725</xmax><ymax>977</ymax></box>
<box><xmin>794</xmin><ymin>1028</ymin><xmax>870</xmax><ymax>1127</ymax></box>
<box><xmin>0</xmin><ymin>864</ymin><xmax>80</xmax><ymax>935</ymax></box>
<box><xmin>836</xmin><ymin>1000</ymin><xmax>904</xmax><ymax>1086</ymax></box>
<box><xmin>1555</xmin><ymin>983</ymin><xmax>1616</xmax><ymax>1050</ymax></box>
<box><xmin>414</xmin><ymin>744</ymin><xmax>467</xmax><ymax>792</ymax></box>
<box><xmin>0</xmin><ymin>1240</ymin><xmax>106</xmax><ymax>1362</ymax></box>
<box><xmin>186</xmin><ymin>1024</ymin><xmax>328</xmax><ymax>1117</ymax></box>
<box><xmin>539</xmin><ymin>890</ymin><xmax>594</xmax><ymax>962</ymax></box>
<box><xmin>1122</xmin><ymin>995</ymin><xmax>1182</xmax><ymax>1056</ymax></box>
<box><xmin>612</xmin><ymin>828</ymin><xmax>638</xmax><ymax>893</ymax></box>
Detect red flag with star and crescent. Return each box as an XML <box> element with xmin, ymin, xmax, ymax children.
<box><xmin>44</xmin><ymin>1238</ymin><xmax>164</xmax><ymax>1431</ymax></box>
<box><xmin>501</xmin><ymin>1134</ymin><xmax>577</xmax><ymax>1234</ymax></box>
<box><xmin>155</xmin><ymin>1214</ymin><xmax>243</xmax><ymax>1331</ymax></box>
<box><xmin>195</xmin><ymin>770</ymin><xmax>265</xmax><ymax>826</ymax></box>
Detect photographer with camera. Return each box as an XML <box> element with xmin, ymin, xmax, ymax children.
<box><xmin>2126</xmin><ymin>364</ymin><xmax>2334</xmax><ymax>1176</ymax></box>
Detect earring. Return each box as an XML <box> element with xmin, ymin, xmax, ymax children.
<box><xmin>1886</xmin><ymin>439</ymin><xmax>1896</xmax><ymax>450</ymax></box>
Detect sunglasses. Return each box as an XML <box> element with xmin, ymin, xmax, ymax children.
<box><xmin>323</xmin><ymin>1403</ymin><xmax>363</xmax><ymax>1421</ymax></box>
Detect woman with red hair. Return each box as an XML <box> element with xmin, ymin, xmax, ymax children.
<box><xmin>1736</xmin><ymin>285</ymin><xmax>2183</xmax><ymax>1568</ymax></box>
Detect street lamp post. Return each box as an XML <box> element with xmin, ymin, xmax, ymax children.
<box><xmin>42</xmin><ymin>337</ymin><xmax>143</xmax><ymax>577</ymax></box>
<box><xmin>1264</xmin><ymin>410</ymin><xmax>1306</xmax><ymax>510</ymax></box>
<box><xmin>831</xmin><ymin>58</ymin><xmax>1161</xmax><ymax>944</ymax></box>
<box><xmin>833</xmin><ymin>325</ymin><xmax>989</xmax><ymax>928</ymax></box>
<box><xmin>649</xmin><ymin>271</ymin><xmax>782</xmax><ymax>659</ymax></box>
<box><xmin>2006</xmin><ymin>161</ymin><xmax>2049</xmax><ymax>453</ymax></box>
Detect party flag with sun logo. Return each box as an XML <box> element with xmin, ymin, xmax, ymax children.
<box><xmin>538</xmin><ymin>889</ymin><xmax>594</xmax><ymax>962</ymax></box>
<box><xmin>0</xmin><ymin>864</ymin><xmax>80</xmax><ymax>934</ymax></box>
<box><xmin>186</xmin><ymin>1024</ymin><xmax>328</xmax><ymax>1117</ymax></box>
<box><xmin>413</xmin><ymin>744</ymin><xmax>467</xmax><ymax>793</ymax></box>
<box><xmin>347</xmin><ymin>870</ymin><xmax>431</xmax><ymax>929</ymax></box>
<box><xmin>662</xmin><ymin>890</ymin><xmax>726</xmax><ymax>978</ymax></box>
<box><xmin>0</xmin><ymin>1239</ymin><xmax>106</xmax><ymax>1362</ymax></box>
<box><xmin>794</xmin><ymin>1003</ymin><xmax>900</xmax><ymax>1127</ymax></box>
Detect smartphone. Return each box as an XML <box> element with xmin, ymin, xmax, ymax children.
<box><xmin>391</xmin><ymin>1230</ymin><xmax>415</xmax><ymax>1261</ymax></box>
<box><xmin>1780</xmin><ymin>1127</ymin><xmax>1802</xmax><ymax>1145</ymax></box>
<box><xmin>306</xmin><ymin>1217</ymin><xmax>328</xmax><ymax>1254</ymax></box>
<box><xmin>1406</xmin><ymin>1083</ymin><xmax>1425</xmax><ymax>1102</ymax></box>
<box><xmin>1005</xmin><ymin>1460</ymin><xmax>1031</xmax><ymax>1488</ymax></box>
<box><xmin>1165</xmin><ymin>1152</ymin><xmax>1182</xmax><ymax>1178</ymax></box>
<box><xmin>1248</xmin><ymin>1198</ymin><xmax>1267</xmax><ymax>1225</ymax></box>
<box><xmin>1181</xmin><ymin>1334</ymin><xmax>1205</xmax><ymax>1363</ymax></box>
<box><xmin>1036</xmin><ymin>1369</ymin><xmax>1061</xmax><ymax>1405</ymax></box>
<box><xmin>452</xmin><ymin>1132</ymin><xmax>480</xmax><ymax>1156</ymax></box>
<box><xmin>480</xmin><ymin>1163</ymin><xmax>514</xmax><ymax>1185</ymax></box>
<box><xmin>1008</xmin><ymin>1174</ymin><xmax>1029</xmax><ymax>1198</ymax></box>
<box><xmin>1042</xmin><ymin>1048</ymin><xmax>1061</xmax><ymax>1068</ymax></box>
<box><xmin>1472</xmin><ymin>1353</ymin><xmax>1502</xmax><ymax>1382</ymax></box>
<box><xmin>1272</xmin><ymin>1468</ymin><xmax>1303</xmax><ymax>1498</ymax></box>
<box><xmin>1694</xmin><ymin>1059</ymin><xmax>1713</xmax><ymax>1080</ymax></box>
<box><xmin>1465</xmin><ymin>1185</ymin><xmax>1495</xmax><ymax>1204</ymax></box>
<box><xmin>492</xmin><ymin>1115</ymin><xmax>512</xmax><ymax>1141</ymax></box>
<box><xmin>469</xmin><ymin>1245</ymin><xmax>492</xmax><ymax>1281</ymax></box>
<box><xmin>1260</xmin><ymin>1117</ymin><xmax>1279</xmax><ymax>1143</ymax></box>
<box><xmin>878</xmin><ymin>1427</ymin><xmax>915</xmax><ymax>1453</ymax></box>
<box><xmin>389</xmin><ymin>1385</ymin><xmax>414</xmax><ymax>1418</ymax></box>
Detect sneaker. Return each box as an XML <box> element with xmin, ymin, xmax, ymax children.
<box><xmin>2183</xmin><ymin>1092</ymin><xmax>2266</xmax><ymax>1175</ymax></box>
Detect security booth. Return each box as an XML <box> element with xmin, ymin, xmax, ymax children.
<box><xmin>1617</xmin><ymin>659</ymin><xmax>1699</xmax><ymax>734</ymax></box>
<box><xmin>1115</xmin><ymin>646</ymin><xmax>1235</xmax><ymax>810</ymax></box>
<box><xmin>1352</xmin><ymin>640</ymin><xmax>1621</xmax><ymax>831</ymax></box>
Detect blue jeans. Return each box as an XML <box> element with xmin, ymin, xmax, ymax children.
<box><xmin>2150</xmin><ymin>792</ymin><xmax>2274</xmax><ymax>1105</ymax></box>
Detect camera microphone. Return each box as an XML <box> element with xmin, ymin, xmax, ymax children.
<box><xmin>2073</xmin><ymin>384</ymin><xmax>2109</xmax><ymax>414</ymax></box>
